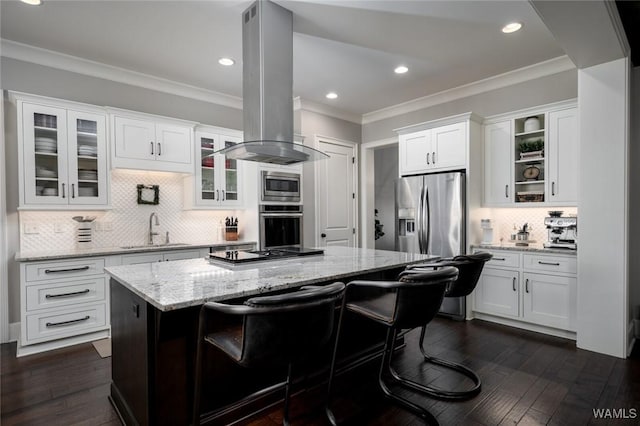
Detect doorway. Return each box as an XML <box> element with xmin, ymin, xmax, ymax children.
<box><xmin>374</xmin><ymin>146</ymin><xmax>398</xmax><ymax>251</ymax></box>
<box><xmin>315</xmin><ymin>137</ymin><xmax>357</xmax><ymax>247</ymax></box>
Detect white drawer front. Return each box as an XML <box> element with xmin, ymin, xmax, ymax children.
<box><xmin>479</xmin><ymin>250</ymin><xmax>520</xmax><ymax>269</ymax></box>
<box><xmin>162</xmin><ymin>250</ymin><xmax>201</xmax><ymax>261</ymax></box>
<box><xmin>523</xmin><ymin>254</ymin><xmax>577</xmax><ymax>274</ymax></box>
<box><xmin>25</xmin><ymin>303</ymin><xmax>107</xmax><ymax>344</ymax></box>
<box><xmin>25</xmin><ymin>258</ymin><xmax>106</xmax><ymax>282</ymax></box>
<box><xmin>26</xmin><ymin>277</ymin><xmax>106</xmax><ymax>312</ymax></box>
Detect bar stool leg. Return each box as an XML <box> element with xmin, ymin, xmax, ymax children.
<box><xmin>325</xmin><ymin>297</ymin><xmax>348</xmax><ymax>426</ymax></box>
<box><xmin>283</xmin><ymin>362</ymin><xmax>293</xmax><ymax>426</ymax></box>
<box><xmin>415</xmin><ymin>325</ymin><xmax>481</xmax><ymax>400</ymax></box>
<box><xmin>378</xmin><ymin>328</ymin><xmax>440</xmax><ymax>426</ymax></box>
<box><xmin>192</xmin><ymin>309</ymin><xmax>206</xmax><ymax>426</ymax></box>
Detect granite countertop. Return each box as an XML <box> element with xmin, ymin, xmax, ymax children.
<box><xmin>472</xmin><ymin>243</ymin><xmax>577</xmax><ymax>255</ymax></box>
<box><xmin>15</xmin><ymin>240</ymin><xmax>257</xmax><ymax>262</ymax></box>
<box><xmin>104</xmin><ymin>247</ymin><xmax>438</xmax><ymax>312</ymax></box>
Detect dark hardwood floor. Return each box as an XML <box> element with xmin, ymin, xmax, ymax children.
<box><xmin>2</xmin><ymin>318</ymin><xmax>639</xmax><ymax>425</ymax></box>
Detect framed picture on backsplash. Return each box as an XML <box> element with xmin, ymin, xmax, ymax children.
<box><xmin>137</xmin><ymin>184</ymin><xmax>159</xmax><ymax>205</ymax></box>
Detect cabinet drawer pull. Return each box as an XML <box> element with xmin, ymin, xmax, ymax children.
<box><xmin>512</xmin><ymin>277</ymin><xmax>516</xmax><ymax>291</ymax></box>
<box><xmin>538</xmin><ymin>261</ymin><xmax>560</xmax><ymax>266</ymax></box>
<box><xmin>525</xmin><ymin>278</ymin><xmax>529</xmax><ymax>293</ymax></box>
<box><xmin>46</xmin><ymin>315</ymin><xmax>90</xmax><ymax>328</ymax></box>
<box><xmin>222</xmin><ymin>190</ymin><xmax>225</xmax><ymax>201</ymax></box>
<box><xmin>71</xmin><ymin>183</ymin><xmax>75</xmax><ymax>199</ymax></box>
<box><xmin>552</xmin><ymin>182</ymin><xmax>555</xmax><ymax>196</ymax></box>
<box><xmin>45</xmin><ymin>289</ymin><xmax>90</xmax><ymax>299</ymax></box>
<box><xmin>505</xmin><ymin>184</ymin><xmax>509</xmax><ymax>198</ymax></box>
<box><xmin>493</xmin><ymin>257</ymin><xmax>506</xmax><ymax>261</ymax></box>
<box><xmin>432</xmin><ymin>151</ymin><xmax>436</xmax><ymax>164</ymax></box>
<box><xmin>426</xmin><ymin>153</ymin><xmax>430</xmax><ymax>164</ymax></box>
<box><xmin>150</xmin><ymin>141</ymin><xmax>154</xmax><ymax>155</ymax></box>
<box><xmin>44</xmin><ymin>266</ymin><xmax>90</xmax><ymax>274</ymax></box>
<box><xmin>62</xmin><ymin>183</ymin><xmax>66</xmax><ymax>199</ymax></box>
<box><xmin>157</xmin><ymin>142</ymin><xmax>162</xmax><ymax>156</ymax></box>
<box><xmin>216</xmin><ymin>189</ymin><xmax>220</xmax><ymax>201</ymax></box>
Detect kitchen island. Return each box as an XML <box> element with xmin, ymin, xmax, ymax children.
<box><xmin>105</xmin><ymin>247</ymin><xmax>436</xmax><ymax>425</ymax></box>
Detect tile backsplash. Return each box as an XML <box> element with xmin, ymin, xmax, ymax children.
<box><xmin>476</xmin><ymin>206</ymin><xmax>578</xmax><ymax>245</ymax></box>
<box><xmin>19</xmin><ymin>169</ymin><xmax>247</xmax><ymax>252</ymax></box>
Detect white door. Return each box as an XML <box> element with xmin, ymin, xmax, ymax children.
<box><xmin>431</xmin><ymin>122</ymin><xmax>466</xmax><ymax>171</ymax></box>
<box><xmin>547</xmin><ymin>108</ymin><xmax>578</xmax><ymax>204</ymax></box>
<box><xmin>317</xmin><ymin>138</ymin><xmax>357</xmax><ymax>247</ymax></box>
<box><xmin>483</xmin><ymin>121</ymin><xmax>513</xmax><ymax>205</ymax></box>
<box><xmin>113</xmin><ymin>116</ymin><xmax>155</xmax><ymax>161</ymax></box>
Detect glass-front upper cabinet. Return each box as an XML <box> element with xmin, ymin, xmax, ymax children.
<box><xmin>20</xmin><ymin>100</ymin><xmax>108</xmax><ymax>208</ymax></box>
<box><xmin>192</xmin><ymin>130</ymin><xmax>242</xmax><ymax>208</ymax></box>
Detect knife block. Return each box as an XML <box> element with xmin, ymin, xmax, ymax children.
<box><xmin>225</xmin><ymin>226</ymin><xmax>238</xmax><ymax>241</ymax></box>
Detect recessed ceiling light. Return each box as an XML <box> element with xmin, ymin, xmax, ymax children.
<box><xmin>326</xmin><ymin>92</ymin><xmax>338</xmax><ymax>100</ymax></box>
<box><xmin>502</xmin><ymin>22</ymin><xmax>522</xmax><ymax>33</ymax></box>
<box><xmin>20</xmin><ymin>0</ymin><xmax>41</xmax><ymax>5</ymax></box>
<box><xmin>394</xmin><ymin>65</ymin><xmax>409</xmax><ymax>74</ymax></box>
<box><xmin>218</xmin><ymin>57</ymin><xmax>235</xmax><ymax>66</ymax></box>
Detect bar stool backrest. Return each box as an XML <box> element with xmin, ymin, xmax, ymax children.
<box><xmin>395</xmin><ymin>266</ymin><xmax>459</xmax><ymax>329</ymax></box>
<box><xmin>238</xmin><ymin>282</ymin><xmax>345</xmax><ymax>368</ymax></box>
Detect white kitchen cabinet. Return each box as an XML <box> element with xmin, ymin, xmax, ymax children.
<box><xmin>184</xmin><ymin>127</ymin><xmax>244</xmax><ymax>209</ymax></box>
<box><xmin>19</xmin><ymin>256</ymin><xmax>111</xmax><ymax>356</ymax></box>
<box><xmin>399</xmin><ymin>130</ymin><xmax>431</xmax><ymax>175</ymax></box>
<box><xmin>482</xmin><ymin>100</ymin><xmax>577</xmax><ymax>207</ymax></box>
<box><xmin>483</xmin><ymin>121</ymin><xmax>513</xmax><ymax>205</ymax></box>
<box><xmin>472</xmin><ymin>248</ymin><xmax>577</xmax><ymax>336</ymax></box>
<box><xmin>111</xmin><ymin>112</ymin><xmax>195</xmax><ymax>173</ymax></box>
<box><xmin>473</xmin><ymin>268</ymin><xmax>520</xmax><ymax>318</ymax></box>
<box><xmin>523</xmin><ymin>272</ymin><xmax>577</xmax><ymax>331</ymax></box>
<box><xmin>547</xmin><ymin>107</ymin><xmax>578</xmax><ymax>204</ymax></box>
<box><xmin>398</xmin><ymin>121</ymin><xmax>467</xmax><ymax>176</ymax></box>
<box><xmin>15</xmin><ymin>94</ymin><xmax>109</xmax><ymax>209</ymax></box>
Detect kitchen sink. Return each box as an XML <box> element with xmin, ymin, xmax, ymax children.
<box><xmin>119</xmin><ymin>243</ymin><xmax>190</xmax><ymax>249</ymax></box>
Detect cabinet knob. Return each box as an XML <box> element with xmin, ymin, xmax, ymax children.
<box><xmin>321</xmin><ymin>233</ymin><xmax>327</xmax><ymax>238</ymax></box>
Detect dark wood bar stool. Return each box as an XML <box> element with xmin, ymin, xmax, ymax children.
<box><xmin>399</xmin><ymin>251</ymin><xmax>493</xmax><ymax>400</ymax></box>
<box><xmin>325</xmin><ymin>267</ymin><xmax>459</xmax><ymax>426</ymax></box>
<box><xmin>193</xmin><ymin>282</ymin><xmax>345</xmax><ymax>426</ymax></box>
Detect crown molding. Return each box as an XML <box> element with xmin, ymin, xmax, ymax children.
<box><xmin>604</xmin><ymin>0</ymin><xmax>630</xmax><ymax>58</ymax></box>
<box><xmin>293</xmin><ymin>97</ymin><xmax>361</xmax><ymax>124</ymax></box>
<box><xmin>362</xmin><ymin>55</ymin><xmax>576</xmax><ymax>125</ymax></box>
<box><xmin>1</xmin><ymin>39</ymin><xmax>243</xmax><ymax>110</ymax></box>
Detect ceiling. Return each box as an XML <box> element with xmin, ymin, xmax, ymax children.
<box><xmin>0</xmin><ymin>0</ymin><xmax>566</xmax><ymax>117</ymax></box>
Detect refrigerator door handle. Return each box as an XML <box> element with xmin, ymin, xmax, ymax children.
<box><xmin>424</xmin><ymin>187</ymin><xmax>431</xmax><ymax>254</ymax></box>
<box><xmin>417</xmin><ymin>185</ymin><xmax>425</xmax><ymax>254</ymax></box>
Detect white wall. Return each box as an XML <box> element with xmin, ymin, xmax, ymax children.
<box><xmin>374</xmin><ymin>146</ymin><xmax>397</xmax><ymax>251</ymax></box>
<box><xmin>577</xmin><ymin>57</ymin><xmax>629</xmax><ymax>358</ymax></box>
<box><xmin>629</xmin><ymin>66</ymin><xmax>640</xmax><ymax>342</ymax></box>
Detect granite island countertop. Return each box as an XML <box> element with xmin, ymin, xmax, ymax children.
<box><xmin>472</xmin><ymin>243</ymin><xmax>577</xmax><ymax>255</ymax></box>
<box><xmin>104</xmin><ymin>246</ymin><xmax>438</xmax><ymax>312</ymax></box>
<box><xmin>15</xmin><ymin>240</ymin><xmax>256</xmax><ymax>262</ymax></box>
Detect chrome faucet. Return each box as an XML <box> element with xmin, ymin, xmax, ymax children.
<box><xmin>148</xmin><ymin>212</ymin><xmax>159</xmax><ymax>245</ymax></box>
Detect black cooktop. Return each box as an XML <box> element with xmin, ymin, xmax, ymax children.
<box><xmin>208</xmin><ymin>246</ymin><xmax>324</xmax><ymax>264</ymax></box>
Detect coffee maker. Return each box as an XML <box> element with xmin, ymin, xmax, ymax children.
<box><xmin>543</xmin><ymin>213</ymin><xmax>577</xmax><ymax>250</ymax></box>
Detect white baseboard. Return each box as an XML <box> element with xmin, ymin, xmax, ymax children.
<box><xmin>9</xmin><ymin>322</ymin><xmax>19</xmax><ymax>343</ymax></box>
<box><xmin>473</xmin><ymin>312</ymin><xmax>577</xmax><ymax>340</ymax></box>
<box><xmin>15</xmin><ymin>328</ymin><xmax>110</xmax><ymax>357</ymax></box>
<box><xmin>628</xmin><ymin>320</ymin><xmax>636</xmax><ymax>357</ymax></box>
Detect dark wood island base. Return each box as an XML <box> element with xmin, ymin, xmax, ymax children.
<box><xmin>109</xmin><ymin>267</ymin><xmax>406</xmax><ymax>426</ymax></box>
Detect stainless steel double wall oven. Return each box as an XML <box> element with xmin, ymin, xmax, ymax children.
<box><xmin>260</xmin><ymin>170</ymin><xmax>303</xmax><ymax>249</ymax></box>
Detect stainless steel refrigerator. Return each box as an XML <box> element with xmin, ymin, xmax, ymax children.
<box><xmin>395</xmin><ymin>171</ymin><xmax>466</xmax><ymax>320</ymax></box>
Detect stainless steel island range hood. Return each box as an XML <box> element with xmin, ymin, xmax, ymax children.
<box><xmin>215</xmin><ymin>0</ymin><xmax>329</xmax><ymax>165</ymax></box>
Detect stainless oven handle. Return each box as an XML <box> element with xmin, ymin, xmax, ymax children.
<box><xmin>259</xmin><ymin>213</ymin><xmax>304</xmax><ymax>217</ymax></box>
